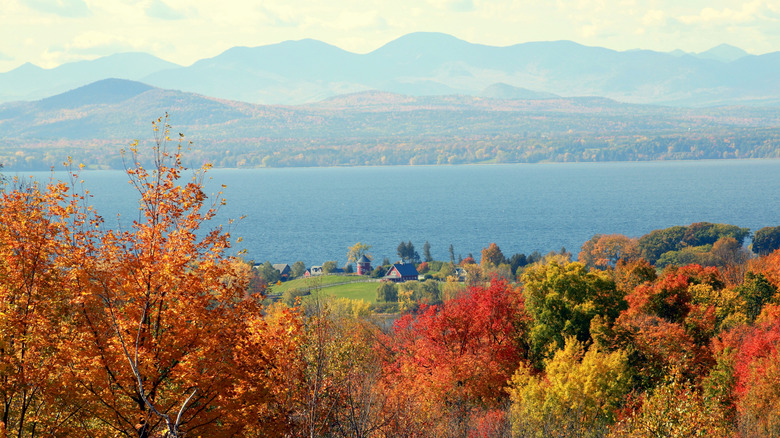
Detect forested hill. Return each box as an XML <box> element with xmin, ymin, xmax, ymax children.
<box><xmin>2</xmin><ymin>79</ymin><xmax>780</xmax><ymax>170</ymax></box>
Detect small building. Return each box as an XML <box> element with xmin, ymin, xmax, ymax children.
<box><xmin>453</xmin><ymin>267</ymin><xmax>467</xmax><ymax>282</ymax></box>
<box><xmin>356</xmin><ymin>255</ymin><xmax>372</xmax><ymax>275</ymax></box>
<box><xmin>384</xmin><ymin>263</ymin><xmax>419</xmax><ymax>282</ymax></box>
<box><xmin>273</xmin><ymin>264</ymin><xmax>292</xmax><ymax>280</ymax></box>
<box><xmin>304</xmin><ymin>266</ymin><xmax>323</xmax><ymax>277</ymax></box>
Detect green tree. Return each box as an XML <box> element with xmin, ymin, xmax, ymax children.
<box><xmin>753</xmin><ymin>225</ymin><xmax>780</xmax><ymax>255</ymax></box>
<box><xmin>640</xmin><ymin>223</ymin><xmax>750</xmax><ymax>264</ymax></box>
<box><xmin>376</xmin><ymin>282</ymin><xmax>398</xmax><ymax>302</ymax></box>
<box><xmin>397</xmin><ymin>241</ymin><xmax>419</xmax><ymax>264</ymax></box>
<box><xmin>371</xmin><ymin>265</ymin><xmax>387</xmax><ymax>278</ymax></box>
<box><xmin>737</xmin><ymin>272</ymin><xmax>778</xmax><ymax>323</ymax></box>
<box><xmin>291</xmin><ymin>260</ymin><xmax>306</xmax><ymax>278</ymax></box>
<box><xmin>257</xmin><ymin>261</ymin><xmax>281</xmax><ymax>284</ymax></box>
<box><xmin>449</xmin><ymin>244</ymin><xmax>455</xmax><ymax>263</ymax></box>
<box><xmin>322</xmin><ymin>260</ymin><xmax>338</xmax><ymax>274</ymax></box>
<box><xmin>423</xmin><ymin>241</ymin><xmax>433</xmax><ymax>262</ymax></box>
<box><xmin>521</xmin><ymin>259</ymin><xmax>623</xmax><ymax>365</ymax></box>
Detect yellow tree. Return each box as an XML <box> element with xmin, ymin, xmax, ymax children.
<box><xmin>63</xmin><ymin>117</ymin><xmax>295</xmax><ymax>437</ymax></box>
<box><xmin>509</xmin><ymin>338</ymin><xmax>631</xmax><ymax>437</ymax></box>
<box><xmin>0</xmin><ymin>176</ymin><xmax>88</xmax><ymax>436</ymax></box>
<box><xmin>347</xmin><ymin>242</ymin><xmax>372</xmax><ymax>265</ymax></box>
<box><xmin>480</xmin><ymin>242</ymin><xmax>505</xmax><ymax>271</ymax></box>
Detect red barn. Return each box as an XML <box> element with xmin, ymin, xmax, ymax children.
<box><xmin>384</xmin><ymin>263</ymin><xmax>419</xmax><ymax>282</ymax></box>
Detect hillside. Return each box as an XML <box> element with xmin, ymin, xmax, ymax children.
<box><xmin>2</xmin><ymin>79</ymin><xmax>780</xmax><ymax>170</ymax></box>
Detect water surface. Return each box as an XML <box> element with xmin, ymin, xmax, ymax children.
<box><xmin>15</xmin><ymin>160</ymin><xmax>780</xmax><ymax>266</ymax></box>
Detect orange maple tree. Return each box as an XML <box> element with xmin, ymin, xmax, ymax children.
<box><xmin>0</xmin><ymin>117</ymin><xmax>304</xmax><ymax>437</ymax></box>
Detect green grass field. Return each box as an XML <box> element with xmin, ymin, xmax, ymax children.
<box><xmin>272</xmin><ymin>275</ymin><xmax>366</xmax><ymax>293</ymax></box>
<box><xmin>317</xmin><ymin>281</ymin><xmax>379</xmax><ymax>303</ymax></box>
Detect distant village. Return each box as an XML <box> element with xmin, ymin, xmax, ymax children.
<box><xmin>248</xmin><ymin>241</ymin><xmax>480</xmax><ymax>303</ymax></box>
<box><xmin>252</xmin><ymin>257</ymin><xmax>465</xmax><ymax>284</ymax></box>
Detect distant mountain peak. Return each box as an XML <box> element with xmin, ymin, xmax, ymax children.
<box><xmin>696</xmin><ymin>44</ymin><xmax>749</xmax><ymax>62</ymax></box>
<box><xmin>37</xmin><ymin>78</ymin><xmax>155</xmax><ymax>110</ymax></box>
<box><xmin>371</xmin><ymin>32</ymin><xmax>472</xmax><ymax>54</ymax></box>
<box><xmin>7</xmin><ymin>62</ymin><xmax>44</xmax><ymax>74</ymax></box>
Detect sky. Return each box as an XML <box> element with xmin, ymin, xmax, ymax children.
<box><xmin>2</xmin><ymin>0</ymin><xmax>780</xmax><ymax>72</ymax></box>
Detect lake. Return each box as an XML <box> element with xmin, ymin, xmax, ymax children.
<box><xmin>12</xmin><ymin>159</ymin><xmax>780</xmax><ymax>267</ymax></box>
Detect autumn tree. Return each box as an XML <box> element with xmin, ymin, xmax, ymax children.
<box><xmin>62</xmin><ymin>117</ymin><xmax>301</xmax><ymax>437</ymax></box>
<box><xmin>736</xmin><ymin>272</ymin><xmax>778</xmax><ymax>323</ymax></box>
<box><xmin>383</xmin><ymin>279</ymin><xmax>529</xmax><ymax>436</ymax></box>
<box><xmin>578</xmin><ymin>234</ymin><xmax>640</xmax><ymax>269</ymax></box>
<box><xmin>480</xmin><ymin>242</ymin><xmax>506</xmax><ymax>270</ymax></box>
<box><xmin>605</xmin><ymin>265</ymin><xmax>726</xmax><ymax>387</ymax></box>
<box><xmin>286</xmin><ymin>295</ymin><xmax>390</xmax><ymax>438</ymax></box>
<box><xmin>0</xmin><ymin>176</ymin><xmax>87</xmax><ymax>436</ymax></box>
<box><xmin>610</xmin><ymin>374</ymin><xmax>732</xmax><ymax>438</ymax></box>
<box><xmin>520</xmin><ymin>259</ymin><xmax>623</xmax><ymax>364</ymax></box>
<box><xmin>713</xmin><ymin>320</ymin><xmax>780</xmax><ymax>436</ymax></box>
<box><xmin>509</xmin><ymin>338</ymin><xmax>631</xmax><ymax>437</ymax></box>
<box><xmin>347</xmin><ymin>242</ymin><xmax>372</xmax><ymax>265</ymax></box>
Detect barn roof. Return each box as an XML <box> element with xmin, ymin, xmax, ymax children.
<box><xmin>391</xmin><ymin>263</ymin><xmax>419</xmax><ymax>277</ymax></box>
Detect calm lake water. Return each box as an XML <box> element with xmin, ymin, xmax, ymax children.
<box><xmin>14</xmin><ymin>160</ymin><xmax>780</xmax><ymax>266</ymax></box>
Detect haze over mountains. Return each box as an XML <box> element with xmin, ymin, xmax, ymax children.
<box><xmin>2</xmin><ymin>75</ymin><xmax>780</xmax><ymax>170</ymax></box>
<box><xmin>1</xmin><ymin>32</ymin><xmax>778</xmax><ymax>107</ymax></box>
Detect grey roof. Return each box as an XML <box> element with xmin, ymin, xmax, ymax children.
<box><xmin>357</xmin><ymin>255</ymin><xmax>371</xmax><ymax>263</ymax></box>
<box><xmin>273</xmin><ymin>263</ymin><xmax>290</xmax><ymax>272</ymax></box>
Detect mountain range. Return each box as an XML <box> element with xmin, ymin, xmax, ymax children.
<box><xmin>2</xmin><ymin>32</ymin><xmax>779</xmax><ymax>107</ymax></box>
<box><xmin>2</xmin><ymin>77</ymin><xmax>780</xmax><ymax>170</ymax></box>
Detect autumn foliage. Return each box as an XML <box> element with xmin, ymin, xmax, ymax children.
<box><xmin>2</xmin><ymin>118</ymin><xmax>780</xmax><ymax>436</ymax></box>
<box><xmin>0</xmin><ymin>119</ymin><xmax>303</xmax><ymax>437</ymax></box>
<box><xmin>383</xmin><ymin>278</ymin><xmax>528</xmax><ymax>435</ymax></box>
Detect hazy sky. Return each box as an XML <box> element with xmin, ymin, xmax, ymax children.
<box><xmin>2</xmin><ymin>0</ymin><xmax>780</xmax><ymax>72</ymax></box>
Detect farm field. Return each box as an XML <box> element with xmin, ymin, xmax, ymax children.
<box><xmin>316</xmin><ymin>281</ymin><xmax>379</xmax><ymax>303</ymax></box>
<box><xmin>271</xmin><ymin>274</ymin><xmax>372</xmax><ymax>292</ymax></box>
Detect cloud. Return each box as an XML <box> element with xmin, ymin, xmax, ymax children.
<box><xmin>427</xmin><ymin>0</ymin><xmax>475</xmax><ymax>12</ymax></box>
<box><xmin>68</xmin><ymin>31</ymin><xmax>142</xmax><ymax>55</ymax></box>
<box><xmin>677</xmin><ymin>1</ymin><xmax>777</xmax><ymax>26</ymax></box>
<box><xmin>145</xmin><ymin>0</ymin><xmax>185</xmax><ymax>20</ymax></box>
<box><xmin>642</xmin><ymin>9</ymin><xmax>666</xmax><ymax>27</ymax></box>
<box><xmin>256</xmin><ymin>4</ymin><xmax>301</xmax><ymax>27</ymax></box>
<box><xmin>22</xmin><ymin>0</ymin><xmax>90</xmax><ymax>17</ymax></box>
<box><xmin>0</xmin><ymin>51</ymin><xmax>12</xmax><ymax>61</ymax></box>
<box><xmin>333</xmin><ymin>10</ymin><xmax>388</xmax><ymax>31</ymax></box>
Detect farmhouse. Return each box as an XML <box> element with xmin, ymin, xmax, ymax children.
<box><xmin>273</xmin><ymin>264</ymin><xmax>292</xmax><ymax>280</ymax></box>
<box><xmin>384</xmin><ymin>263</ymin><xmax>419</xmax><ymax>282</ymax></box>
<box><xmin>304</xmin><ymin>266</ymin><xmax>323</xmax><ymax>277</ymax></box>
